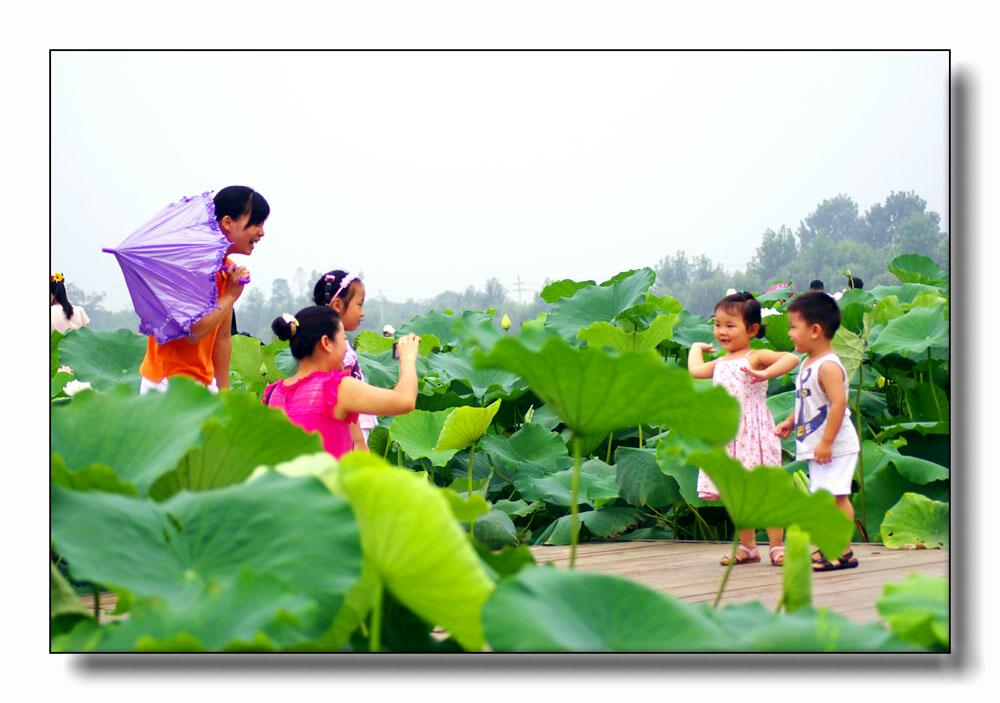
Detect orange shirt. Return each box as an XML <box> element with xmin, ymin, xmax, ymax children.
<box><xmin>139</xmin><ymin>262</ymin><xmax>230</xmax><ymax>385</ymax></box>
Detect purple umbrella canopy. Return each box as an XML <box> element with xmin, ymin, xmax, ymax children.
<box><xmin>104</xmin><ymin>192</ymin><xmax>249</xmax><ymax>344</ymax></box>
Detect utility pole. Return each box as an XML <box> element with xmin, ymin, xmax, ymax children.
<box><xmin>513</xmin><ymin>275</ymin><xmax>526</xmax><ymax>305</ymax></box>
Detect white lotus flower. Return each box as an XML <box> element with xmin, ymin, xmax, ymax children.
<box><xmin>63</xmin><ymin>380</ymin><xmax>92</xmax><ymax>396</ymax></box>
<box><xmin>761</xmin><ymin>307</ymin><xmax>781</xmax><ymax>318</ymax></box>
<box><xmin>57</xmin><ymin>365</ymin><xmax>74</xmax><ymax>375</ymax></box>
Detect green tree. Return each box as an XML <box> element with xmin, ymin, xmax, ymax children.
<box><xmin>747</xmin><ymin>226</ymin><xmax>797</xmax><ymax>285</ymax></box>
<box><xmin>863</xmin><ymin>190</ymin><xmax>929</xmax><ymax>249</ymax></box>
<box><xmin>797</xmin><ymin>195</ymin><xmax>863</xmax><ymax>248</ymax></box>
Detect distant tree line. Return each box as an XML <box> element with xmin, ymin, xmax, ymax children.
<box><xmin>71</xmin><ymin>189</ymin><xmax>947</xmax><ymax>336</ymax></box>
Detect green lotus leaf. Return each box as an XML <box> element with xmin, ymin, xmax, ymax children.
<box><xmin>873</xmin><ymin>421</ymin><xmax>949</xmax><ymax>442</ymax></box>
<box><xmin>880</xmin><ymin>493</ymin><xmax>949</xmax><ymax>549</ymax></box>
<box><xmin>887</xmin><ymin>254</ymin><xmax>948</xmax><ymax>287</ymax></box>
<box><xmin>149</xmin><ymin>390</ymin><xmax>325</xmax><ymax>500</ymax></box>
<box><xmin>52</xmin><ymin>453</ymin><xmax>136</xmax><ymax>497</ymax></box>
<box><xmin>859</xmin><ymin>441</ymin><xmax>949</xmax><ymax>541</ymax></box>
<box><xmin>472</xmin><ymin>543</ymin><xmax>536</xmax><ymax>581</ymax></box>
<box><xmin>867</xmin><ymin>282</ymin><xmax>944</xmax><ymax>305</ymax></box>
<box><xmin>355</xmin><ymin>350</ymin><xmax>400</xmax><ymax>389</ymax></box>
<box><xmin>903</xmin><ymin>382</ymin><xmax>949</xmax><ymax>422</ymax></box>
<box><xmin>274</xmin><ymin>348</ymin><xmax>297</xmax><ymax>376</ymax></box>
<box><xmin>525</xmin><ymin>404</ymin><xmax>561</xmax><ymax>430</ymax></box>
<box><xmin>493</xmin><ymin>499</ymin><xmax>542</xmax><ymax>518</ymax></box>
<box><xmin>452</xmin><ymin>314</ymin><xmax>505</xmax><ymax>352</ymax></box>
<box><xmin>482</xmin><ymin>566</ymin><xmax>727</xmax><ymax>651</ymax></box>
<box><xmin>354</xmin><ymin>330</ymin><xmax>396</xmax><ymax>355</ymax></box>
<box><xmin>51</xmin><ymin>330</ymin><xmax>64</xmax><ymax>377</ymax></box>
<box><xmin>51</xmin><ymin>563</ymin><xmax>93</xmax><ymax>623</ymax></box>
<box><xmin>762</xmin><ymin>312</ymin><xmax>794</xmax><ymax>352</ymax></box>
<box><xmin>533</xmin><ymin>506</ymin><xmax>641</xmax><ymax>545</ymax></box>
<box><xmin>577</xmin><ymin>314</ymin><xmax>678</xmax><ymax>353</ymax></box>
<box><xmin>669</xmin><ymin>310</ymin><xmax>715</xmax><ymax>348</ymax></box>
<box><xmin>778</xmin><ymin>525</ymin><xmax>812</xmax><ymax>613</ymax></box>
<box><xmin>428</xmin><ymin>350</ymin><xmax>524</xmax><ymax>402</ymax></box>
<box><xmin>51</xmin><ymin>371</ymin><xmax>73</xmax><ymax>398</ymax></box>
<box><xmin>540</xmin><ymin>278</ymin><xmax>596</xmax><ymax>303</ymax></box>
<box><xmin>690</xmin><ymin>448</ymin><xmax>853</xmax><ymax>557</ymax></box>
<box><xmin>388</xmin><ymin>409</ymin><xmax>459</xmax><ymax>467</ymax></box>
<box><xmin>616</xmin><ymin>291</ymin><xmax>683</xmax><ymax>331</ymax></box>
<box><xmin>337</xmin><ymin>452</ymin><xmax>495</xmax><ymax>651</ymax></box>
<box><xmin>876</xmin><ymin>573</ymin><xmax>949</xmax><ymax>649</ymax></box>
<box><xmin>835</xmin><ymin>288</ymin><xmax>875</xmax><ymax>335</ymax></box>
<box><xmin>868</xmin><ymin>305</ymin><xmax>948</xmax><ymax>358</ymax></box>
<box><xmin>708</xmin><ymin>602</ymin><xmax>916</xmax><ymax>652</ymax></box>
<box><xmin>400</xmin><ymin>310</ymin><xmax>463</xmax><ymax>347</ymax></box>
<box><xmin>831</xmin><ymin>325</ymin><xmax>865</xmax><ymax>383</ymax></box>
<box><xmin>51</xmin><ymin>378</ymin><xmax>223</xmax><ymax>495</ymax></box>
<box><xmin>57</xmin><ymin>327</ymin><xmax>148</xmax><ymax>392</ymax></box>
<box><xmin>521</xmin><ymin>459</ymin><xmax>619</xmax><ymax>508</ymax></box>
<box><xmin>230</xmin><ymin>334</ymin><xmax>284</xmax><ymax>394</ymax></box>
<box><xmin>51</xmin><ymin>473</ymin><xmax>362</xmax><ymax>650</ymax></box>
<box><xmin>654</xmin><ymin>434</ymin><xmax>716</xmax><ymax>508</ymax></box>
<box><xmin>475</xmin><ymin>335</ymin><xmax>739</xmax><ymax>443</ymax></box>
<box><xmin>755</xmin><ymin>285</ymin><xmax>794</xmax><ymax>303</ymax></box>
<box><xmin>614</xmin><ymin>447</ymin><xmax>681</xmax><ymax>508</ymax></box>
<box><xmin>544</xmin><ymin>268</ymin><xmax>656</xmax><ymax>339</ymax></box>
<box><xmin>472</xmin><ymin>509</ymin><xmax>519</xmax><ymax>549</ymax></box>
<box><xmin>440</xmin><ymin>487</ymin><xmax>491</xmax><ymax>522</ymax></box>
<box><xmin>873</xmin><ymin>295</ymin><xmax>906</xmax><ymax>327</ymax></box>
<box><xmin>435</xmin><ymin>400</ymin><xmax>501</xmax><ymax>451</ymax></box>
<box><xmin>479</xmin><ymin>423</ymin><xmax>568</xmax><ymax>488</ymax></box>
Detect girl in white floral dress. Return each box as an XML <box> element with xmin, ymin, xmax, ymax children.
<box><xmin>687</xmin><ymin>292</ymin><xmax>800</xmax><ymax>566</ymax></box>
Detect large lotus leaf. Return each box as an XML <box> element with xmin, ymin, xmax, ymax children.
<box><xmin>868</xmin><ymin>305</ymin><xmax>947</xmax><ymax>358</ymax></box>
<box><xmin>859</xmin><ymin>442</ymin><xmax>949</xmax><ymax>541</ymax></box>
<box><xmin>51</xmin><ymin>563</ymin><xmax>93</xmax><ymax>623</ymax></box>
<box><xmin>51</xmin><ymin>473</ymin><xmax>362</xmax><ymax>649</ymax></box>
<box><xmin>428</xmin><ymin>350</ymin><xmax>524</xmax><ymax>402</ymax></box>
<box><xmin>654</xmin><ymin>435</ymin><xmax>716</xmax><ymax>508</ymax></box>
<box><xmin>451</xmin><ymin>314</ymin><xmax>505</xmax><ymax>352</ymax></box>
<box><xmin>831</xmin><ymin>326</ymin><xmax>865</xmax><ymax>384</ymax></box>
<box><xmin>388</xmin><ymin>409</ymin><xmax>459</xmax><ymax>467</ymax></box>
<box><xmin>577</xmin><ymin>314</ymin><xmax>678</xmax><ymax>353</ymax></box>
<box><xmin>755</xmin><ymin>285</ymin><xmax>794</xmax><ymax>303</ymax></box>
<box><xmin>880</xmin><ymin>493</ymin><xmax>949</xmax><ymax>549</ymax></box>
<box><xmin>616</xmin><ymin>291</ymin><xmax>683</xmax><ymax>331</ymax></box>
<box><xmin>544</xmin><ymin>268</ymin><xmax>655</xmax><ymax>339</ymax></box>
<box><xmin>51</xmin><ymin>330</ymin><xmax>64</xmax><ymax>377</ymax></box>
<box><xmin>909</xmin><ymin>291</ymin><xmax>949</xmax><ymax>311</ymax></box>
<box><xmin>690</xmin><ymin>448</ymin><xmax>853</xmax><ymax>557</ymax></box>
<box><xmin>230</xmin><ymin>334</ymin><xmax>283</xmax><ymax>394</ymax></box>
<box><xmin>540</xmin><ymin>278</ymin><xmax>597</xmax><ymax>303</ymax></box>
<box><xmin>708</xmin><ymin>602</ymin><xmax>915</xmax><ymax>652</ymax></box>
<box><xmin>51</xmin><ymin>371</ymin><xmax>74</xmax><ymax>398</ymax></box>
<box><xmin>57</xmin><ymin>327</ymin><xmax>148</xmax><ymax>392</ymax></box>
<box><xmin>614</xmin><ymin>447</ymin><xmax>681</xmax><ymax>508</ymax></box>
<box><xmin>873</xmin><ymin>295</ymin><xmax>906</xmax><ymax>327</ymax></box>
<box><xmin>149</xmin><ymin>390</ymin><xmax>325</xmax><ymax>500</ymax></box>
<box><xmin>778</xmin><ymin>525</ymin><xmax>812</xmax><ymax>614</ymax></box>
<box><xmin>337</xmin><ymin>452</ymin><xmax>495</xmax><ymax>651</ymax></box>
<box><xmin>480</xmin><ymin>423</ymin><xmax>572</xmax><ymax>487</ymax></box>
<box><xmin>356</xmin><ymin>350</ymin><xmax>400</xmax><ymax>389</ymax></box>
<box><xmin>400</xmin><ymin>310</ymin><xmax>462</xmax><ymax>347</ymax></box>
<box><xmin>274</xmin><ymin>348</ymin><xmax>297</xmax><ymax>376</ymax></box>
<box><xmin>52</xmin><ymin>453</ymin><xmax>136</xmax><ymax>497</ymax></box>
<box><xmin>526</xmin><ymin>404</ymin><xmax>562</xmax><ymax>430</ymax></box>
<box><xmin>532</xmin><ymin>506</ymin><xmax>641</xmax><ymax>545</ymax></box>
<box><xmin>669</xmin><ymin>310</ymin><xmax>715</xmax><ymax>348</ymax></box>
<box><xmin>867</xmin><ymin>282</ymin><xmax>943</xmax><ymax>305</ymax></box>
<box><xmin>868</xmin><ymin>440</ymin><xmax>949</xmax><ymax>485</ymax></box>
<box><xmin>521</xmin><ymin>459</ymin><xmax>619</xmax><ymax>508</ymax></box>
<box><xmin>876</xmin><ymin>573</ymin><xmax>949</xmax><ymax>650</ymax></box>
<box><xmin>475</xmin><ymin>335</ymin><xmax>739</xmax><ymax>444</ymax></box>
<box><xmin>904</xmin><ymin>382</ymin><xmax>949</xmax><ymax>422</ymax></box>
<box><xmin>434</xmin><ymin>400</ymin><xmax>501</xmax><ymax>451</ymax></box>
<box><xmin>354</xmin><ymin>330</ymin><xmax>395</xmax><ymax>355</ymax></box>
<box><xmin>762</xmin><ymin>312</ymin><xmax>794</xmax><ymax>352</ymax></box>
<box><xmin>472</xmin><ymin>509</ymin><xmax>519</xmax><ymax>549</ymax></box>
<box><xmin>888</xmin><ymin>254</ymin><xmax>948</xmax><ymax>287</ymax></box>
<box><xmin>873</xmin><ymin>421</ymin><xmax>949</xmax><ymax>442</ymax></box>
<box><xmin>51</xmin><ymin>378</ymin><xmax>223</xmax><ymax>495</ymax></box>
<box><xmin>483</xmin><ymin>566</ymin><xmax>727</xmax><ymax>651</ymax></box>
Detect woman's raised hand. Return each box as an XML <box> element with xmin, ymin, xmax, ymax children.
<box><xmin>396</xmin><ymin>333</ymin><xmax>421</xmax><ymax>363</ymax></box>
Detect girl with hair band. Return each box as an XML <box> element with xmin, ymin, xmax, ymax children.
<box><xmin>688</xmin><ymin>291</ymin><xmax>801</xmax><ymax>567</ymax></box>
<box><xmin>264</xmin><ymin>306</ymin><xmax>420</xmax><ymax>458</ymax></box>
<box><xmin>313</xmin><ymin>270</ymin><xmax>376</xmax><ymax>449</ymax></box>
<box><xmin>50</xmin><ymin>273</ymin><xmax>90</xmax><ymax>333</ymax></box>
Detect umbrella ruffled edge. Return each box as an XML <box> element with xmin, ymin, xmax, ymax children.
<box><xmin>144</xmin><ymin>194</ymin><xmax>231</xmax><ymax>345</ymax></box>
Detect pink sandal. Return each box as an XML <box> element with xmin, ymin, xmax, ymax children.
<box><xmin>720</xmin><ymin>544</ymin><xmax>760</xmax><ymax>566</ymax></box>
<box><xmin>769</xmin><ymin>545</ymin><xmax>785</xmax><ymax>567</ymax></box>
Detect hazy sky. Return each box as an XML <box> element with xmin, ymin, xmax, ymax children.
<box><xmin>51</xmin><ymin>50</ymin><xmax>948</xmax><ymax>310</ymax></box>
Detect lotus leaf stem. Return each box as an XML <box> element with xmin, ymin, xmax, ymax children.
<box><xmin>93</xmin><ymin>585</ymin><xmax>100</xmax><ymax>621</ymax></box>
<box><xmin>852</xmin><ymin>362</ymin><xmax>868</xmax><ymax>533</ymax></box>
<box><xmin>568</xmin><ymin>434</ymin><xmax>582</xmax><ymax>568</ymax></box>
<box><xmin>712</xmin><ymin>532</ymin><xmax>740</xmax><ymax>608</ymax></box>
<box><xmin>369</xmin><ymin>581</ymin><xmax>383</xmax><ymax>653</ymax></box>
<box><xmin>467</xmin><ymin>443</ymin><xmax>477</xmax><ymax>535</ymax></box>
<box><xmin>605</xmin><ymin>433</ymin><xmax>613</xmax><ymax>464</ymax></box>
<box><xmin>638</xmin><ymin>425</ymin><xmax>643</xmax><ymax>447</ymax></box>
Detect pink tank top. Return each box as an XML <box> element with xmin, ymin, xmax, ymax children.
<box><xmin>263</xmin><ymin>371</ymin><xmax>359</xmax><ymax>458</ymax></box>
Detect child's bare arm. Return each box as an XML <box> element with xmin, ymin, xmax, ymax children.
<box><xmin>744</xmin><ymin>350</ymin><xmax>800</xmax><ymax>383</ymax></box>
<box><xmin>688</xmin><ymin>342</ymin><xmax>718</xmax><ymax>379</ymax></box>
<box><xmin>814</xmin><ymin>361</ymin><xmax>848</xmax><ymax>463</ymax></box>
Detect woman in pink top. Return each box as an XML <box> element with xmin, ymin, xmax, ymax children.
<box><xmin>263</xmin><ymin>305</ymin><xmax>420</xmax><ymax>458</ymax></box>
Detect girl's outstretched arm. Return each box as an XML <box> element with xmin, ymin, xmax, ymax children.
<box><xmin>335</xmin><ymin>334</ymin><xmax>420</xmax><ymax>418</ymax></box>
<box><xmin>743</xmin><ymin>350</ymin><xmax>800</xmax><ymax>384</ymax></box>
<box><xmin>688</xmin><ymin>342</ymin><xmax>718</xmax><ymax>379</ymax></box>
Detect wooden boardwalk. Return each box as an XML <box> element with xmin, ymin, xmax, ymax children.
<box><xmin>529</xmin><ymin>541</ymin><xmax>948</xmax><ymax>623</ymax></box>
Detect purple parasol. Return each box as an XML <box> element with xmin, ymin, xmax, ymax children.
<box><xmin>103</xmin><ymin>192</ymin><xmax>249</xmax><ymax>344</ymax></box>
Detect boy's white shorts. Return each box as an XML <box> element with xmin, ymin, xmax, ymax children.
<box><xmin>140</xmin><ymin>376</ymin><xmax>219</xmax><ymax>395</ymax></box>
<box><xmin>808</xmin><ymin>452</ymin><xmax>858</xmax><ymax>496</ymax></box>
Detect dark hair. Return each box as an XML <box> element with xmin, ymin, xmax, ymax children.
<box><xmin>214</xmin><ymin>186</ymin><xmax>270</xmax><ymax>227</ymax></box>
<box><xmin>809</xmin><ymin>279</ymin><xmax>824</xmax><ymax>291</ymax></box>
<box><xmin>271</xmin><ymin>306</ymin><xmax>342</xmax><ymax>360</ymax></box>
<box><xmin>313</xmin><ymin>270</ymin><xmax>363</xmax><ymax>308</ymax></box>
<box><xmin>50</xmin><ymin>277</ymin><xmax>74</xmax><ymax>319</ymax></box>
<box><xmin>786</xmin><ymin>290</ymin><xmax>841</xmax><ymax>339</ymax></box>
<box><xmin>713</xmin><ymin>291</ymin><xmax>766</xmax><ymax>339</ymax></box>
<box><xmin>847</xmin><ymin>275</ymin><xmax>864</xmax><ymax>290</ymax></box>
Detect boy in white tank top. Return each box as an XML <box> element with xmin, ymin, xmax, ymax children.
<box><xmin>775</xmin><ymin>291</ymin><xmax>861</xmax><ymax>571</ymax></box>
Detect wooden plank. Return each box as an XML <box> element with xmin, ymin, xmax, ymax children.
<box><xmin>529</xmin><ymin>540</ymin><xmax>948</xmax><ymax>623</ymax></box>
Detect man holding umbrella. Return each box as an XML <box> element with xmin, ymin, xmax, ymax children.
<box><xmin>106</xmin><ymin>186</ymin><xmax>269</xmax><ymax>394</ymax></box>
